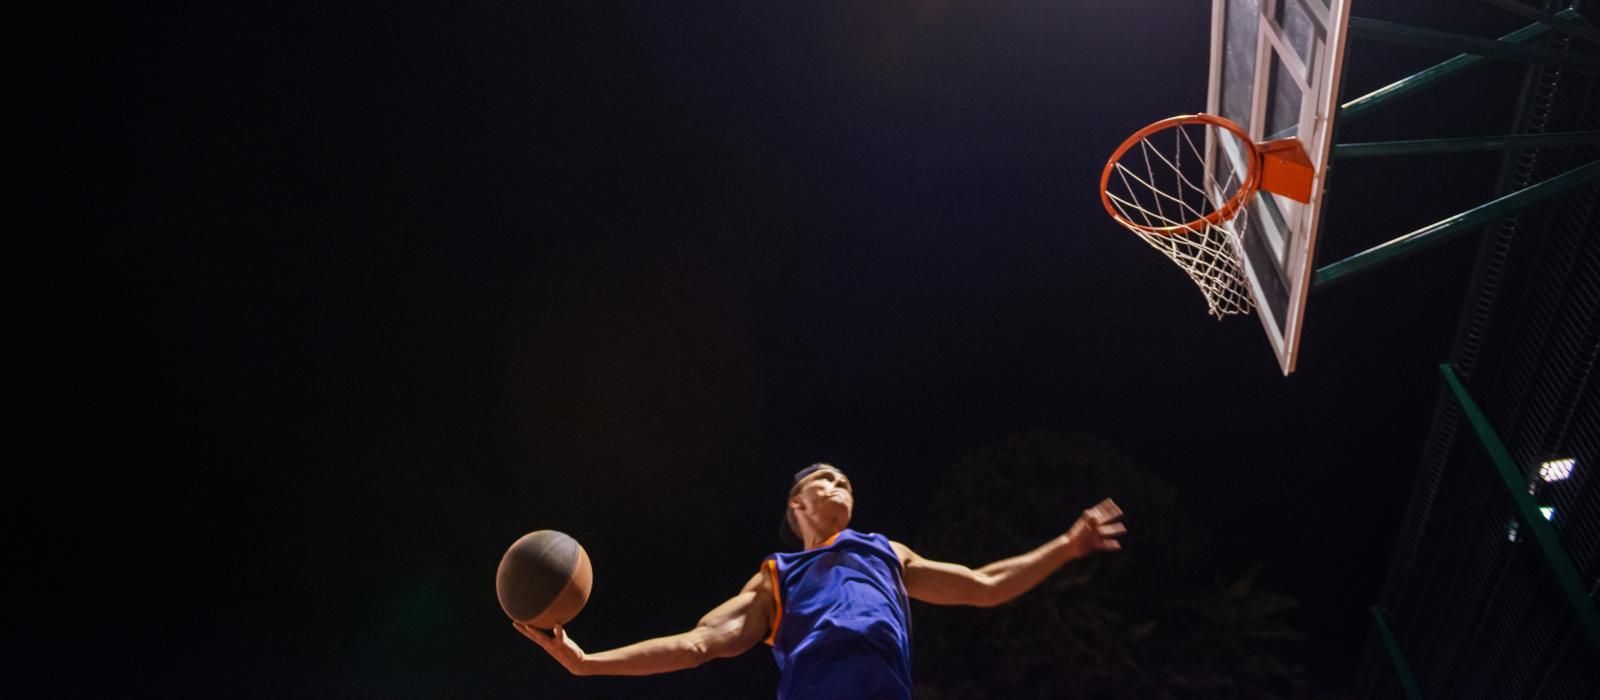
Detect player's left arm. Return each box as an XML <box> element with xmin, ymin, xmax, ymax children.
<box><xmin>891</xmin><ymin>498</ymin><xmax>1125</xmax><ymax>608</ymax></box>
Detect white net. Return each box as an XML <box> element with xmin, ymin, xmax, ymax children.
<box><xmin>1104</xmin><ymin>120</ymin><xmax>1256</xmax><ymax>318</ymax></box>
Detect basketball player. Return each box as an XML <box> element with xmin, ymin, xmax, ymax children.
<box><xmin>517</xmin><ymin>463</ymin><xmax>1126</xmax><ymax>698</ymax></box>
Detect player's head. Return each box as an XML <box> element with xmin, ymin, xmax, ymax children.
<box><xmin>780</xmin><ymin>463</ymin><xmax>854</xmax><ymax>549</ymax></box>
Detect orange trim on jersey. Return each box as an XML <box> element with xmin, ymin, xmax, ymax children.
<box><xmin>762</xmin><ymin>559</ymin><xmax>783</xmax><ymax>646</ymax></box>
<box><xmin>821</xmin><ymin>531</ymin><xmax>840</xmax><ymax>548</ymax></box>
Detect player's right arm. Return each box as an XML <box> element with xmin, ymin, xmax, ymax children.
<box><xmin>516</xmin><ymin>569</ymin><xmax>773</xmax><ymax>676</ymax></box>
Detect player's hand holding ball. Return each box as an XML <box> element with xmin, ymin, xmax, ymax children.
<box><xmin>497</xmin><ymin>529</ymin><xmax>594</xmax><ymax>674</ymax></box>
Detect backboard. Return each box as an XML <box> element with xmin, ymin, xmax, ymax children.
<box><xmin>1208</xmin><ymin>0</ymin><xmax>1353</xmax><ymax>375</ymax></box>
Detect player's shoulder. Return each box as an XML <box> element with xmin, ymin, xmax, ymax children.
<box><xmin>743</xmin><ymin>565</ymin><xmax>774</xmax><ymax>595</ymax></box>
<box><xmin>884</xmin><ymin>538</ymin><xmax>917</xmax><ymax>566</ymax></box>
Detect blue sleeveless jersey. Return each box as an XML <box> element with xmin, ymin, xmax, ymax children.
<box><xmin>761</xmin><ymin>529</ymin><xmax>913</xmax><ymax>700</ymax></box>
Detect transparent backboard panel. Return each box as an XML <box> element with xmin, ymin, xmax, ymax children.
<box><xmin>1208</xmin><ymin>0</ymin><xmax>1352</xmax><ymax>374</ymax></box>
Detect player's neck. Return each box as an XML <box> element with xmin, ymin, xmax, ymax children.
<box><xmin>804</xmin><ymin>527</ymin><xmax>845</xmax><ymax>550</ymax></box>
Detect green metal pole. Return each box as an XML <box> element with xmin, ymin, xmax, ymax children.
<box><xmin>1370</xmin><ymin>606</ymin><xmax>1423</xmax><ymax>700</ymax></box>
<box><xmin>1340</xmin><ymin>11</ymin><xmax>1577</xmax><ymax>123</ymax></box>
<box><xmin>1313</xmin><ymin>160</ymin><xmax>1600</xmax><ymax>288</ymax></box>
<box><xmin>1439</xmin><ymin>365</ymin><xmax>1600</xmax><ymax>654</ymax></box>
<box><xmin>1479</xmin><ymin>0</ymin><xmax>1600</xmax><ymax>45</ymax></box>
<box><xmin>1348</xmin><ymin>16</ymin><xmax>1600</xmax><ymax>73</ymax></box>
<box><xmin>1333</xmin><ymin>131</ymin><xmax>1600</xmax><ymax>158</ymax></box>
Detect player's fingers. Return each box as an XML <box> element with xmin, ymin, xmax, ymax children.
<box><xmin>1101</xmin><ymin>539</ymin><xmax>1122</xmax><ymax>551</ymax></box>
<box><xmin>523</xmin><ymin>622</ymin><xmax>559</xmax><ymax>645</ymax></box>
<box><xmin>1085</xmin><ymin>509</ymin><xmax>1118</xmax><ymax>528</ymax></box>
<box><xmin>515</xmin><ymin>622</ymin><xmax>550</xmax><ymax>646</ymax></box>
<box><xmin>1099</xmin><ymin>523</ymin><xmax>1127</xmax><ymax>537</ymax></box>
<box><xmin>1096</xmin><ymin>498</ymin><xmax>1123</xmax><ymax>521</ymax></box>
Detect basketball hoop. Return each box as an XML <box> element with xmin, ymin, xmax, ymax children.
<box><xmin>1100</xmin><ymin>113</ymin><xmax>1313</xmax><ymax>318</ymax></box>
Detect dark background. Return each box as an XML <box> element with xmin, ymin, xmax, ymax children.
<box><xmin>32</xmin><ymin>1</ymin><xmax>1534</xmax><ymax>696</ymax></box>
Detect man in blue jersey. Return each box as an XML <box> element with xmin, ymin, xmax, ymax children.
<box><xmin>518</xmin><ymin>462</ymin><xmax>1126</xmax><ymax>698</ymax></box>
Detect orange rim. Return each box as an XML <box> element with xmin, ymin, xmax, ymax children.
<box><xmin>1099</xmin><ymin>113</ymin><xmax>1262</xmax><ymax>237</ymax></box>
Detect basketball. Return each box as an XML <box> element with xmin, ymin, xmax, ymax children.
<box><xmin>496</xmin><ymin>530</ymin><xmax>593</xmax><ymax>629</ymax></box>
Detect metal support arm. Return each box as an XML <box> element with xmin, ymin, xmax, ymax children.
<box><xmin>1340</xmin><ymin>10</ymin><xmax>1580</xmax><ymax>123</ymax></box>
<box><xmin>1349</xmin><ymin>16</ymin><xmax>1600</xmax><ymax>73</ymax></box>
<box><xmin>1331</xmin><ymin>130</ymin><xmax>1600</xmax><ymax>158</ymax></box>
<box><xmin>1333</xmin><ymin>131</ymin><xmax>1600</xmax><ymax>158</ymax></box>
<box><xmin>1480</xmin><ymin>0</ymin><xmax>1600</xmax><ymax>46</ymax></box>
<box><xmin>1313</xmin><ymin>160</ymin><xmax>1599</xmax><ymax>288</ymax></box>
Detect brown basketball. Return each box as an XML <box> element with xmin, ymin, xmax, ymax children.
<box><xmin>495</xmin><ymin>530</ymin><xmax>593</xmax><ymax>629</ymax></box>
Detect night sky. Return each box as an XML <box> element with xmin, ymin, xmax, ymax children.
<box><xmin>33</xmin><ymin>1</ymin><xmax>1538</xmax><ymax>696</ymax></box>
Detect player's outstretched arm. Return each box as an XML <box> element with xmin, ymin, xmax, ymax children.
<box><xmin>893</xmin><ymin>498</ymin><xmax>1125</xmax><ymax>608</ymax></box>
<box><xmin>515</xmin><ymin>570</ymin><xmax>773</xmax><ymax>676</ymax></box>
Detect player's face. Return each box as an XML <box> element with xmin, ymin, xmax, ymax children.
<box><xmin>795</xmin><ymin>468</ymin><xmax>854</xmax><ymax>521</ymax></box>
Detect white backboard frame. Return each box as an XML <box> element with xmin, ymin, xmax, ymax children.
<box><xmin>1208</xmin><ymin>0</ymin><xmax>1352</xmax><ymax>375</ymax></box>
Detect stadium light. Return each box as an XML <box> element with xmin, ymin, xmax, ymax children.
<box><xmin>1539</xmin><ymin>457</ymin><xmax>1575</xmax><ymax>482</ymax></box>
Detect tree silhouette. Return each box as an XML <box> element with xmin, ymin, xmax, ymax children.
<box><xmin>910</xmin><ymin>430</ymin><xmax>1335</xmax><ymax>699</ymax></box>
